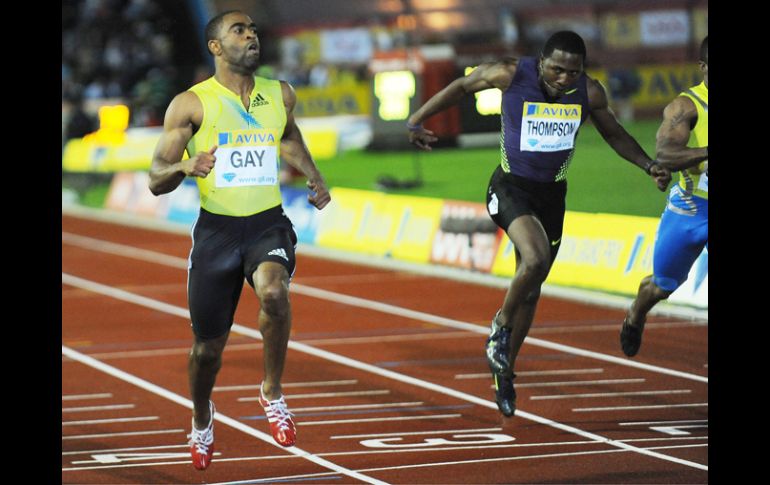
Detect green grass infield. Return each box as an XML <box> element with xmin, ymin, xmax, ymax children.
<box><xmin>306</xmin><ymin>119</ymin><xmax>668</xmax><ymax>218</ymax></box>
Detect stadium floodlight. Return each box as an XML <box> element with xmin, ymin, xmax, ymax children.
<box><xmin>465</xmin><ymin>66</ymin><xmax>501</xmax><ymax>116</ymax></box>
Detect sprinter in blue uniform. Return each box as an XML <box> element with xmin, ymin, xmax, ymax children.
<box><xmin>407</xmin><ymin>31</ymin><xmax>671</xmax><ymax>417</ymax></box>
<box><xmin>620</xmin><ymin>36</ymin><xmax>709</xmax><ymax>358</ymax></box>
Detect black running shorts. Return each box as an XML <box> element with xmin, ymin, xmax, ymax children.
<box><xmin>187</xmin><ymin>205</ymin><xmax>297</xmax><ymax>339</ymax></box>
<box><xmin>485</xmin><ymin>165</ymin><xmax>567</xmax><ymax>264</ymax></box>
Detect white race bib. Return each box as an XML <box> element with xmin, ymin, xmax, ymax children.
<box><xmin>520</xmin><ymin>102</ymin><xmax>581</xmax><ymax>152</ymax></box>
<box><xmin>215</xmin><ymin>145</ymin><xmax>278</xmax><ymax>187</ymax></box>
<box><xmin>697</xmin><ymin>171</ymin><xmax>708</xmax><ymax>193</ymax></box>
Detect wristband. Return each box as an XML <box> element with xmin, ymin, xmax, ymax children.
<box><xmin>643</xmin><ymin>160</ymin><xmax>657</xmax><ymax>175</ymax></box>
<box><xmin>406</xmin><ymin>122</ymin><xmax>423</xmax><ymax>132</ymax></box>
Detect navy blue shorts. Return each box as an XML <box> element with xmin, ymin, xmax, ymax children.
<box><xmin>187</xmin><ymin>205</ymin><xmax>297</xmax><ymax>339</ymax></box>
<box><xmin>486</xmin><ymin>165</ymin><xmax>567</xmax><ymax>264</ymax></box>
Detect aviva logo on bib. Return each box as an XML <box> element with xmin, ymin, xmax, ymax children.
<box><xmin>525</xmin><ymin>103</ymin><xmax>580</xmax><ymax>119</ymax></box>
<box><xmin>218</xmin><ymin>129</ymin><xmax>278</xmax><ymax>146</ymax></box>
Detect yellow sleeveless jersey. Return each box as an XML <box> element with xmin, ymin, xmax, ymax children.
<box><xmin>677</xmin><ymin>81</ymin><xmax>708</xmax><ymax>201</ymax></box>
<box><xmin>186</xmin><ymin>76</ymin><xmax>286</xmax><ymax>216</ymax></box>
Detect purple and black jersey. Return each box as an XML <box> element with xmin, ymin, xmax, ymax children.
<box><xmin>500</xmin><ymin>57</ymin><xmax>591</xmax><ymax>182</ymax></box>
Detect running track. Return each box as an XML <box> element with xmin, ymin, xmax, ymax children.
<box><xmin>62</xmin><ymin>211</ymin><xmax>708</xmax><ymax>484</ymax></box>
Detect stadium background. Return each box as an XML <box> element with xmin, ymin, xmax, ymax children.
<box><xmin>61</xmin><ymin>0</ymin><xmax>707</xmax><ymax>309</ymax></box>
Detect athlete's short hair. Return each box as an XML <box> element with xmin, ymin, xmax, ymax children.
<box><xmin>541</xmin><ymin>31</ymin><xmax>587</xmax><ymax>61</ymax></box>
<box><xmin>699</xmin><ymin>36</ymin><xmax>708</xmax><ymax>64</ymax></box>
<box><xmin>205</xmin><ymin>10</ymin><xmax>241</xmax><ymax>44</ymax></box>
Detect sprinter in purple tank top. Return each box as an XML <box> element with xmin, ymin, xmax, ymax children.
<box><xmin>407</xmin><ymin>31</ymin><xmax>671</xmax><ymax>418</ymax></box>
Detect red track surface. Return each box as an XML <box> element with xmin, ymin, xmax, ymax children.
<box><xmin>62</xmin><ymin>213</ymin><xmax>708</xmax><ymax>484</ymax></box>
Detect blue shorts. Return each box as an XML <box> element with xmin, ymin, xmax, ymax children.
<box><xmin>652</xmin><ymin>197</ymin><xmax>708</xmax><ymax>292</ymax></box>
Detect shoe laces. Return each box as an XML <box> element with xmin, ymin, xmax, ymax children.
<box><xmin>488</xmin><ymin>327</ymin><xmax>511</xmax><ymax>352</ymax></box>
<box><xmin>264</xmin><ymin>395</ymin><xmax>294</xmax><ymax>430</ymax></box>
<box><xmin>188</xmin><ymin>403</ymin><xmax>214</xmax><ymax>454</ymax></box>
<box><xmin>187</xmin><ymin>422</ymin><xmax>213</xmax><ymax>454</ymax></box>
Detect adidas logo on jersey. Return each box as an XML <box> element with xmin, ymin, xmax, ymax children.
<box><xmin>268</xmin><ymin>248</ymin><xmax>288</xmax><ymax>261</ymax></box>
<box><xmin>251</xmin><ymin>93</ymin><xmax>269</xmax><ymax>107</ymax></box>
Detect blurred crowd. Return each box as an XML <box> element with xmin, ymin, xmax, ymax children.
<box><xmin>62</xmin><ymin>0</ymin><xmax>181</xmax><ymax>140</ymax></box>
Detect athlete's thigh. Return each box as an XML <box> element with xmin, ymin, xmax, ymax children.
<box><xmin>241</xmin><ymin>207</ymin><xmax>298</xmax><ymax>288</ymax></box>
<box><xmin>188</xmin><ymin>212</ymin><xmax>245</xmax><ymax>339</ymax></box>
<box><xmin>506</xmin><ymin>214</ymin><xmax>551</xmax><ymax>266</ymax></box>
<box><xmin>652</xmin><ymin>209</ymin><xmax>707</xmax><ymax>291</ymax></box>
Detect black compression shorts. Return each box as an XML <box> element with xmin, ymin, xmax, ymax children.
<box><xmin>187</xmin><ymin>205</ymin><xmax>297</xmax><ymax>339</ymax></box>
<box><xmin>485</xmin><ymin>165</ymin><xmax>567</xmax><ymax>264</ymax></box>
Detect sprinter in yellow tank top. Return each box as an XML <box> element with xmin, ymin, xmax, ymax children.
<box><xmin>149</xmin><ymin>11</ymin><xmax>330</xmax><ymax>471</ymax></box>
<box><xmin>620</xmin><ymin>37</ymin><xmax>709</xmax><ymax>358</ymax></box>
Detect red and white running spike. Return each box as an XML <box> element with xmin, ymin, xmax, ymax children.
<box><xmin>259</xmin><ymin>385</ymin><xmax>296</xmax><ymax>447</ymax></box>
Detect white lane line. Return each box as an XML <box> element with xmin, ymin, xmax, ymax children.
<box><xmin>62</xmin><ymin>273</ymin><xmax>708</xmax><ymax>471</ymax></box>
<box><xmin>621</xmin><ymin>436</ymin><xmax>707</xmax><ymax>444</ymax></box>
<box><xmin>215</xmin><ymin>380</ymin><xmax>358</xmax><ymax>392</ymax></box>
<box><xmin>456</xmin><ymin>368</ymin><xmax>604</xmax><ymax>379</ymax></box>
<box><xmin>531</xmin><ymin>390</ymin><xmax>692</xmax><ymax>400</ymax></box>
<box><xmin>63</xmin><ymin>343</ymin><xmax>263</xmax><ymax>361</ymax></box>
<box><xmin>63</xmin><ymin>416</ymin><xmax>158</xmax><ymax>426</ymax></box>
<box><xmin>513</xmin><ymin>378</ymin><xmax>645</xmax><ymax>388</ymax></box>
<box><xmin>320</xmin><ymin>441</ymin><xmax>609</xmax><ymax>457</ymax></box>
<box><xmin>620</xmin><ymin>419</ymin><xmax>707</xmax><ymax>426</ymax></box>
<box><xmin>61</xmin><ymin>345</ymin><xmax>389</xmax><ymax>485</ymax></box>
<box><xmin>518</xmin><ymin>368</ymin><xmax>605</xmax><ymax>376</ymax></box>
<box><xmin>354</xmin><ymin>444</ymin><xmax>708</xmax><ymax>474</ymax></box>
<box><xmin>62</xmin><ymin>438</ymin><xmax>680</xmax><ymax>473</ymax></box>
<box><xmin>331</xmin><ymin>427</ymin><xmax>503</xmax><ymax>440</ymax></box>
<box><xmin>574</xmin><ymin>403</ymin><xmax>708</xmax><ymax>412</ymax></box>
<box><xmin>292</xmin><ymin>402</ymin><xmax>423</xmax><ymax>413</ymax></box>
<box><xmin>205</xmin><ymin>444</ymin><xmax>709</xmax><ymax>484</ymax></box>
<box><xmin>649</xmin><ymin>425</ymin><xmax>708</xmax><ymax>436</ymax></box>
<box><xmin>72</xmin><ymin>452</ymin><xmax>220</xmax><ymax>465</ymax></box>
<box><xmin>299</xmin><ymin>414</ymin><xmax>461</xmax><ymax>426</ymax></box>
<box><xmin>306</xmin><ymin>331</ymin><xmax>476</xmax><ymax>346</ymax></box>
<box><xmin>62</xmin><ymin>393</ymin><xmax>113</xmax><ymax>401</ymax></box>
<box><xmin>73</xmin><ymin>439</ymin><xmax>619</xmax><ymax>472</ymax></box>
<box><xmin>284</xmin><ymin>379</ymin><xmax>359</xmax><ymax>387</ymax></box>
<box><xmin>62</xmin><ymin>232</ymin><xmax>190</xmax><ymax>267</ymax></box>
<box><xmin>529</xmin><ymin>321</ymin><xmax>700</xmax><ymax>334</ymax></box>
<box><xmin>63</xmin><ymin>404</ymin><xmax>136</xmax><ymax>413</ymax></box>
<box><xmin>63</xmin><ymin>455</ymin><xmax>295</xmax><ymax>472</ymax></box>
<box><xmin>63</xmin><ymin>444</ymin><xmax>189</xmax><ymax>456</ymax></box>
<box><xmin>238</xmin><ymin>390</ymin><xmax>390</xmax><ymax>402</ymax></box>
<box><xmin>62</xmin><ymin>234</ymin><xmax>708</xmax><ymax>384</ymax></box>
<box><xmin>63</xmin><ymin>429</ymin><xmax>185</xmax><ymax>440</ymax></box>
<box><xmin>61</xmin><ymin>437</ymin><xmax>708</xmax><ymax>474</ymax></box>
<box><xmin>71</xmin><ymin>348</ymin><xmax>197</xmax><ymax>360</ymax></box>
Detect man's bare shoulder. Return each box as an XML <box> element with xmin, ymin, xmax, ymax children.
<box><xmin>168</xmin><ymin>90</ymin><xmax>202</xmax><ymax>112</ymax></box>
<box><xmin>278</xmin><ymin>80</ymin><xmax>296</xmax><ymax>109</ymax></box>
<box><xmin>481</xmin><ymin>57</ymin><xmax>518</xmax><ymax>73</ymax></box>
<box><xmin>498</xmin><ymin>56</ymin><xmax>519</xmax><ymax>67</ymax></box>
<box><xmin>665</xmin><ymin>95</ymin><xmax>697</xmax><ymax>115</ymax></box>
<box><xmin>165</xmin><ymin>90</ymin><xmax>203</xmax><ymax>128</ymax></box>
<box><xmin>584</xmin><ymin>74</ymin><xmax>606</xmax><ymax>94</ymax></box>
<box><xmin>474</xmin><ymin>57</ymin><xmax>518</xmax><ymax>90</ymax></box>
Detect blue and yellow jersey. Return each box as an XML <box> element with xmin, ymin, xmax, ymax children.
<box><xmin>186</xmin><ymin>76</ymin><xmax>286</xmax><ymax>217</ymax></box>
<box><xmin>668</xmin><ymin>81</ymin><xmax>708</xmax><ymax>214</ymax></box>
